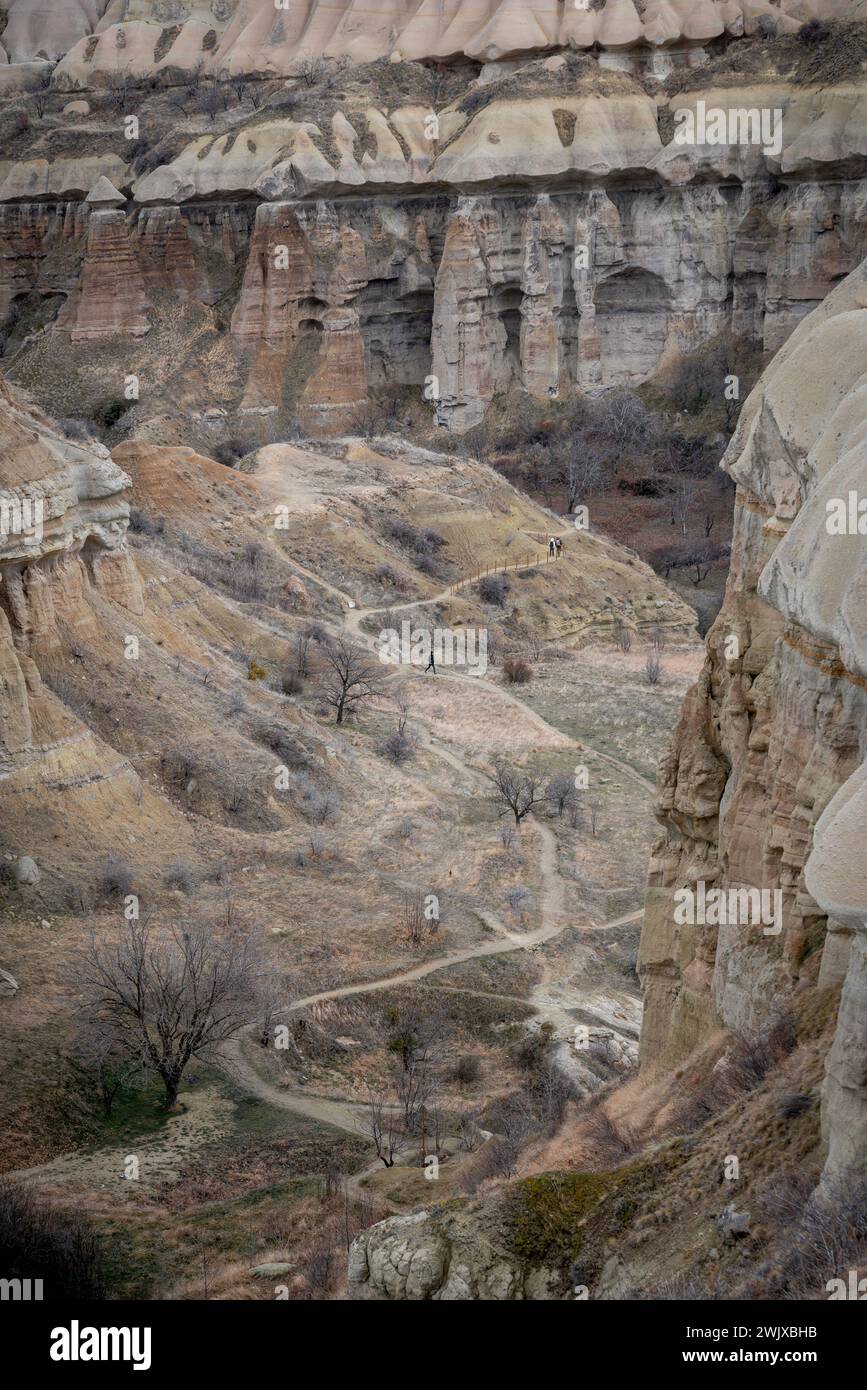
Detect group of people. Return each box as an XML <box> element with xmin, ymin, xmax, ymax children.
<box><xmin>548</xmin><ymin>536</ymin><xmax>563</xmax><ymax>560</ymax></box>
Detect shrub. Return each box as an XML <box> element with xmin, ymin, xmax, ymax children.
<box><xmin>93</xmin><ymin>396</ymin><xmax>132</xmax><ymax>431</ymax></box>
<box><xmin>644</xmin><ymin>654</ymin><xmax>663</xmax><ymax>685</ymax></box>
<box><xmin>387</xmin><ymin>519</ymin><xmax>445</xmax><ymax>557</ymax></box>
<box><xmin>257</xmin><ymin>725</ymin><xmax>313</xmax><ymax>769</ymax></box>
<box><xmin>478</xmin><ymin>574</ymin><xmax>510</xmax><ymax>606</ymax></box>
<box><xmin>798</xmin><ymin>19</ymin><xmax>831</xmax><ymax>47</ymax></box>
<box><xmin>57</xmin><ymin>417</ymin><xmax>93</xmax><ymax>441</ymax></box>
<box><xmin>382</xmin><ymin>730</ymin><xmax>414</xmax><ymax>764</ymax></box>
<box><xmin>453</xmin><ymin>1054</ymin><xmax>482</xmax><ymax>1086</ymax></box>
<box><xmin>503</xmin><ymin>656</ymin><xmax>532</xmax><ymax>685</ymax></box>
<box><xmin>281</xmin><ymin>671</ymin><xmax>305</xmax><ymax>696</ymax></box>
<box><xmin>0</xmin><ymin>1181</ymin><xmax>106</xmax><ymax>1298</ymax></box>
<box><xmin>779</xmin><ymin>1093</ymin><xmax>812</xmax><ymax>1121</ymax></box>
<box><xmin>97</xmin><ymin>858</ymin><xmax>134</xmax><ymax>900</ymax></box>
<box><xmin>128</xmin><ymin>507</ymin><xmax>163</xmax><ymax>537</ymax></box>
<box><xmin>288</xmin><ymin>773</ymin><xmax>339</xmax><ymax>824</ymax></box>
<box><xmin>164</xmin><ymin>862</ymin><xmax>196</xmax><ymax>893</ymax></box>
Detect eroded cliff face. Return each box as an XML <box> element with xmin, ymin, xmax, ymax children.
<box><xmin>3</xmin><ymin>18</ymin><xmax>867</xmax><ymax>429</ymax></box>
<box><xmin>0</xmin><ymin>376</ymin><xmax>159</xmax><ymax>866</ymax></box>
<box><xmin>638</xmin><ymin>256</ymin><xmax>867</xmax><ymax>1190</ymax></box>
<box><xmin>0</xmin><ymin>1</ymin><xmax>856</xmax><ymax>77</ymax></box>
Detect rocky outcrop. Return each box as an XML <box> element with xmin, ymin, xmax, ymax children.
<box><xmin>0</xmin><ymin>374</ymin><xmax>140</xmax><ymax>759</ymax></box>
<box><xmin>65</xmin><ymin>205</ymin><xmax>150</xmax><ymax>341</ymax></box>
<box><xmin>4</xmin><ymin>55</ymin><xmax>867</xmax><ymax>428</ymax></box>
<box><xmin>349</xmin><ymin>1201</ymin><xmax>558</xmax><ymax>1301</ymax></box>
<box><xmin>6</xmin><ymin>1</ymin><xmax>854</xmax><ymax>81</ymax></box>
<box><xmin>637</xmin><ymin>256</ymin><xmax>867</xmax><ymax>1190</ymax></box>
<box><xmin>5</xmin><ymin>161</ymin><xmax>867</xmax><ymax>431</ymax></box>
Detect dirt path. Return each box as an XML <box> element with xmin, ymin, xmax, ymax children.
<box><xmin>218</xmin><ymin>893</ymin><xmax>644</xmax><ymax>1139</ymax></box>
<box><xmin>14</xmin><ymin>548</ymin><xmax>651</xmax><ymax>1191</ymax></box>
<box><xmin>215</xmin><ymin>554</ymin><xmax>650</xmax><ymax>1137</ymax></box>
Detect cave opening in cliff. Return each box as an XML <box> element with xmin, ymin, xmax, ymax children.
<box><xmin>493</xmin><ymin>285</ymin><xmax>524</xmax><ymax>380</ymax></box>
<box><xmin>595</xmin><ymin>266</ymin><xmax>670</xmax><ymax>386</ymax></box>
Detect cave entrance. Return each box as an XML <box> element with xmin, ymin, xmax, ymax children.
<box><xmin>493</xmin><ymin>285</ymin><xmax>523</xmax><ymax>380</ymax></box>
<box><xmin>594</xmin><ymin>267</ymin><xmax>670</xmax><ymax>385</ymax></box>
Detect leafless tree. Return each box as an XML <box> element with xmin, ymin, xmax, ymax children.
<box><xmin>70</xmin><ymin>1017</ymin><xmax>140</xmax><ymax>1118</ymax></box>
<box><xmin>319</xmin><ymin>636</ymin><xmax>383</xmax><ymax>724</ymax></box>
<box><xmin>256</xmin><ymin>969</ymin><xmax>287</xmax><ymax>1050</ymax></box>
<box><xmin>400</xmin><ymin>891</ymin><xmax>429</xmax><ymax>946</ymax></box>
<box><xmin>645</xmin><ymin>654</ymin><xmax>663</xmax><ymax>685</ymax></box>
<box><xmin>491</xmin><ymin>760</ymin><xmax>547</xmax><ymax>826</ymax></box>
<box><xmin>395</xmin><ymin>1049</ymin><xmax>436</xmax><ymax>1132</ymax></box>
<box><xmin>682</xmin><ymin>541</ymin><xmax>723</xmax><ymax>586</ymax></box>
<box><xmin>457</xmin><ymin>1110</ymin><xmax>483</xmax><ymax>1153</ymax></box>
<box><xmin>297</xmin><ymin>55</ymin><xmax>326</xmax><ymax>87</ymax></box>
<box><xmin>546</xmin><ymin>771</ymin><xmax>580</xmax><ymax>818</ymax></box>
<box><xmin>670</xmin><ymin>473</ymin><xmax>694</xmax><ymax>538</ymax></box>
<box><xmin>77</xmin><ymin>920</ymin><xmax>260</xmax><ymax>1109</ymax></box>
<box><xmin>363</xmin><ymin>1091</ymin><xmax>403</xmax><ymax>1168</ymax></box>
<box><xmin>202</xmin><ymin>79</ymin><xmax>226</xmax><ymax>121</ymax></box>
<box><xmin>548</xmin><ymin>442</ymin><xmax>605</xmax><ymax>515</ymax></box>
<box><xmin>292</xmin><ymin>625</ymin><xmax>317</xmax><ymax>680</ymax></box>
<box><xmin>498</xmin><ymin>822</ymin><xmax>518</xmax><ymax>853</ymax></box>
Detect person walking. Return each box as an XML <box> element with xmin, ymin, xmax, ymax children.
<box><xmin>425</xmin><ymin>649</ymin><xmax>437</xmax><ymax>674</ymax></box>
<box><xmin>548</xmin><ymin>536</ymin><xmax>556</xmax><ymax>560</ymax></box>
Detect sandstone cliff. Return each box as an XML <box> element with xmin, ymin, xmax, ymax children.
<box><xmin>1</xmin><ymin>1</ymin><xmax>857</xmax><ymax>79</ymax></box>
<box><xmin>638</xmin><ymin>254</ymin><xmax>867</xmax><ymax>1192</ymax></box>
<box><xmin>3</xmin><ymin>15</ymin><xmax>867</xmax><ymax>429</ymax></box>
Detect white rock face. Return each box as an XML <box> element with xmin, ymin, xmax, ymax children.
<box><xmin>638</xmin><ymin>256</ymin><xmax>867</xmax><ymax>1192</ymax></box>
<box><xmin>8</xmin><ymin>0</ymin><xmax>850</xmax><ymax>76</ymax></box>
<box><xmin>349</xmin><ymin>1206</ymin><xmax>558</xmax><ymax>1300</ymax></box>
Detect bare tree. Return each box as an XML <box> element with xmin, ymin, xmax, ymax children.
<box><xmin>548</xmin><ymin>442</ymin><xmax>605</xmax><ymax>515</ymax></box>
<box><xmin>491</xmin><ymin>760</ymin><xmax>547</xmax><ymax>827</ymax></box>
<box><xmin>319</xmin><ymin>637</ymin><xmax>383</xmax><ymax>725</ymax></box>
<box><xmin>394</xmin><ymin>1050</ymin><xmax>436</xmax><ymax>1132</ymax></box>
<box><xmin>670</xmin><ymin>473</ymin><xmax>694</xmax><ymax>538</ymax></box>
<box><xmin>256</xmin><ymin>969</ymin><xmax>287</xmax><ymax>1050</ymax></box>
<box><xmin>363</xmin><ymin>1091</ymin><xmax>403</xmax><ymax>1168</ymax></box>
<box><xmin>292</xmin><ymin>624</ymin><xmax>320</xmax><ymax>680</ymax></box>
<box><xmin>70</xmin><ymin>1017</ymin><xmax>140</xmax><ymax>1118</ymax></box>
<box><xmin>645</xmin><ymin>654</ymin><xmax>663</xmax><ymax>685</ymax></box>
<box><xmin>498</xmin><ymin>822</ymin><xmax>518</xmax><ymax>853</ymax></box>
<box><xmin>682</xmin><ymin>541</ymin><xmax>723</xmax><ymax>586</ymax></box>
<box><xmin>400</xmin><ymin>891</ymin><xmax>426</xmax><ymax>946</ymax></box>
<box><xmin>546</xmin><ymin>772</ymin><xmax>580</xmax><ymax>819</ymax></box>
<box><xmin>77</xmin><ymin>920</ymin><xmax>260</xmax><ymax>1109</ymax></box>
<box><xmin>297</xmin><ymin>55</ymin><xmax>326</xmax><ymax>87</ymax></box>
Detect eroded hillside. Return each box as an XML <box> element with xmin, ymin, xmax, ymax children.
<box><xmin>0</xmin><ymin>370</ymin><xmax>705</xmax><ymax>1297</ymax></box>
<box><xmin>345</xmin><ymin>255</ymin><xmax>867</xmax><ymax>1302</ymax></box>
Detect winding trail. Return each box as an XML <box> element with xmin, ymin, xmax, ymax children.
<box><xmin>217</xmin><ymin>553</ymin><xmax>651</xmax><ymax>1138</ymax></box>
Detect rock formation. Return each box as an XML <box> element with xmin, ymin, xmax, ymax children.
<box><xmin>2</xmin><ymin>1</ymin><xmax>857</xmax><ymax>79</ymax></box>
<box><xmin>3</xmin><ymin>13</ymin><xmax>867</xmax><ymax>428</ymax></box>
<box><xmin>637</xmin><ymin>254</ymin><xmax>867</xmax><ymax>1191</ymax></box>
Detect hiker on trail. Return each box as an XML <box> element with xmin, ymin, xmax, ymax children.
<box><xmin>555</xmin><ymin>537</ymin><xmax>563</xmax><ymax>558</ymax></box>
<box><xmin>425</xmin><ymin>648</ymin><xmax>437</xmax><ymax>675</ymax></box>
<box><xmin>548</xmin><ymin>537</ymin><xmax>556</xmax><ymax>560</ymax></box>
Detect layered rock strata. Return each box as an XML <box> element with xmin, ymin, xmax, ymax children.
<box><xmin>2</xmin><ymin>1</ymin><xmax>856</xmax><ymax>80</ymax></box>
<box><xmin>637</xmin><ymin>255</ymin><xmax>867</xmax><ymax>1190</ymax></box>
